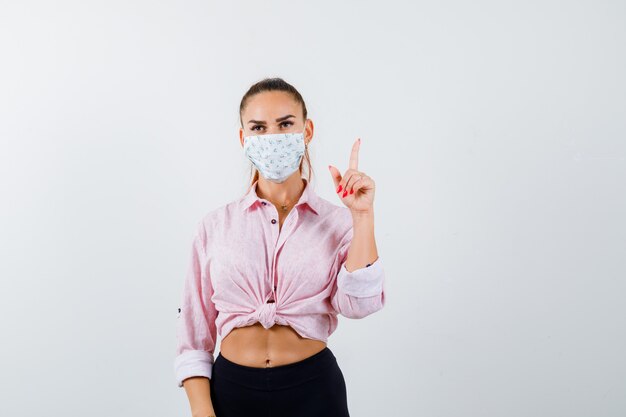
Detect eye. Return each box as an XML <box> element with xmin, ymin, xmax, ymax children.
<box><xmin>251</xmin><ymin>125</ymin><xmax>264</xmax><ymax>131</ymax></box>
<box><xmin>280</xmin><ymin>121</ymin><xmax>294</xmax><ymax>128</ymax></box>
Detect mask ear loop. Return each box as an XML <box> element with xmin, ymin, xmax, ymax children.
<box><xmin>303</xmin><ymin>118</ymin><xmax>308</xmax><ymax>147</ymax></box>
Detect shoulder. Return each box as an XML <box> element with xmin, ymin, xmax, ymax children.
<box><xmin>315</xmin><ymin>194</ymin><xmax>353</xmax><ymax>231</ymax></box>
<box><xmin>191</xmin><ymin>202</ymin><xmax>230</xmax><ymax>243</ymax></box>
<box><xmin>193</xmin><ymin>191</ymin><xmax>253</xmax><ymax>238</ymax></box>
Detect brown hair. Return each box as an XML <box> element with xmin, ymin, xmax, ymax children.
<box><xmin>239</xmin><ymin>77</ymin><xmax>313</xmax><ymax>188</ymax></box>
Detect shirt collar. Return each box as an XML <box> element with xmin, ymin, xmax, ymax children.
<box><xmin>240</xmin><ymin>178</ymin><xmax>320</xmax><ymax>215</ymax></box>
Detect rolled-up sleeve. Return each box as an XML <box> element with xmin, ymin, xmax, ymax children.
<box><xmin>330</xmin><ymin>228</ymin><xmax>386</xmax><ymax>319</ymax></box>
<box><xmin>174</xmin><ymin>222</ymin><xmax>218</xmax><ymax>388</ymax></box>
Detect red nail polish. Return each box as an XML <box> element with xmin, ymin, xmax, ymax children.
<box><xmin>350</xmin><ymin>189</ymin><xmax>354</xmax><ymax>194</ymax></box>
<box><xmin>337</xmin><ymin>185</ymin><xmax>342</xmax><ymax>193</ymax></box>
<box><xmin>343</xmin><ymin>190</ymin><xmax>347</xmax><ymax>197</ymax></box>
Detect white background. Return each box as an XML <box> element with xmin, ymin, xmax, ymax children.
<box><xmin>1</xmin><ymin>1</ymin><xmax>625</xmax><ymax>416</ymax></box>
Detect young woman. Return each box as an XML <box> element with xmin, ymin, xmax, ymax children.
<box><xmin>174</xmin><ymin>78</ymin><xmax>386</xmax><ymax>417</ymax></box>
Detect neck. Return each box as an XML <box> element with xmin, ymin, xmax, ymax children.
<box><xmin>256</xmin><ymin>174</ymin><xmax>305</xmax><ymax>207</ymax></box>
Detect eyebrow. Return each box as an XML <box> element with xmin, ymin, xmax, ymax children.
<box><xmin>247</xmin><ymin>114</ymin><xmax>296</xmax><ymax>125</ymax></box>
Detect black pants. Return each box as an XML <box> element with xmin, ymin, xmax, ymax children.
<box><xmin>210</xmin><ymin>347</ymin><xmax>350</xmax><ymax>417</ymax></box>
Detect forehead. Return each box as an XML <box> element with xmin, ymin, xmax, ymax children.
<box><xmin>243</xmin><ymin>91</ymin><xmax>302</xmax><ymax>120</ymax></box>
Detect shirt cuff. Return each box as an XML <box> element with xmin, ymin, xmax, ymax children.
<box><xmin>174</xmin><ymin>350</ymin><xmax>214</xmax><ymax>388</ymax></box>
<box><xmin>337</xmin><ymin>257</ymin><xmax>385</xmax><ymax>298</ymax></box>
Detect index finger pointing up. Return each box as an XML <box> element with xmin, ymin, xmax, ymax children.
<box><xmin>349</xmin><ymin>138</ymin><xmax>360</xmax><ymax>170</ymax></box>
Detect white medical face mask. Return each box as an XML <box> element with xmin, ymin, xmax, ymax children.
<box><xmin>243</xmin><ymin>121</ymin><xmax>307</xmax><ymax>183</ymax></box>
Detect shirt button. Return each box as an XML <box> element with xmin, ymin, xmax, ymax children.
<box><xmin>261</xmin><ymin>201</ymin><xmax>267</xmax><ymax>205</ymax></box>
<box><xmin>271</xmin><ymin>219</ymin><xmax>277</xmax><ymax>224</ymax></box>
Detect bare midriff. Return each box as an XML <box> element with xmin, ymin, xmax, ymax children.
<box><xmin>219</xmin><ymin>322</ymin><xmax>326</xmax><ymax>368</ymax></box>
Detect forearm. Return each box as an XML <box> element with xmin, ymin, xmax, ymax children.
<box><xmin>183</xmin><ymin>377</ymin><xmax>216</xmax><ymax>417</ymax></box>
<box><xmin>345</xmin><ymin>210</ymin><xmax>378</xmax><ymax>272</ymax></box>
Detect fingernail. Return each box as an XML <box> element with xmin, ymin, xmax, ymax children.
<box><xmin>336</xmin><ymin>185</ymin><xmax>342</xmax><ymax>193</ymax></box>
<box><xmin>343</xmin><ymin>190</ymin><xmax>347</xmax><ymax>197</ymax></box>
<box><xmin>350</xmin><ymin>189</ymin><xmax>354</xmax><ymax>194</ymax></box>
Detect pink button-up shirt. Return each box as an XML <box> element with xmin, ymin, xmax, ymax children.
<box><xmin>174</xmin><ymin>178</ymin><xmax>386</xmax><ymax>387</ymax></box>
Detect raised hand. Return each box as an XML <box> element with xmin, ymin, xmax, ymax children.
<box><xmin>328</xmin><ymin>138</ymin><xmax>376</xmax><ymax>215</ymax></box>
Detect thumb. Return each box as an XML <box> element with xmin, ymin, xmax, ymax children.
<box><xmin>328</xmin><ymin>165</ymin><xmax>342</xmax><ymax>190</ymax></box>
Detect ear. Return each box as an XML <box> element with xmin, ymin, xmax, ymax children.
<box><xmin>304</xmin><ymin>119</ymin><xmax>314</xmax><ymax>143</ymax></box>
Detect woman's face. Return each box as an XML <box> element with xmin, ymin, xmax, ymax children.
<box><xmin>239</xmin><ymin>91</ymin><xmax>312</xmax><ymax>147</ymax></box>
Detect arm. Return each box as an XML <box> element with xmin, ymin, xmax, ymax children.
<box><xmin>345</xmin><ymin>211</ymin><xmax>378</xmax><ymax>272</ymax></box>
<box><xmin>330</xmin><ymin>211</ymin><xmax>386</xmax><ymax>319</ymax></box>
<box><xmin>183</xmin><ymin>378</ymin><xmax>216</xmax><ymax>417</ymax></box>
<box><xmin>328</xmin><ymin>137</ymin><xmax>386</xmax><ymax>319</ymax></box>
<box><xmin>175</xmin><ymin>222</ymin><xmax>218</xmax><ymax>416</ymax></box>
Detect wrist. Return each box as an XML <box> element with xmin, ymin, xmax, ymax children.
<box><xmin>350</xmin><ymin>208</ymin><xmax>374</xmax><ymax>219</ymax></box>
<box><xmin>351</xmin><ymin>208</ymin><xmax>374</xmax><ymax>223</ymax></box>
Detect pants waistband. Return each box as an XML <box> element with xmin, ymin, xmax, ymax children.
<box><xmin>213</xmin><ymin>347</ymin><xmax>337</xmax><ymax>391</ymax></box>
